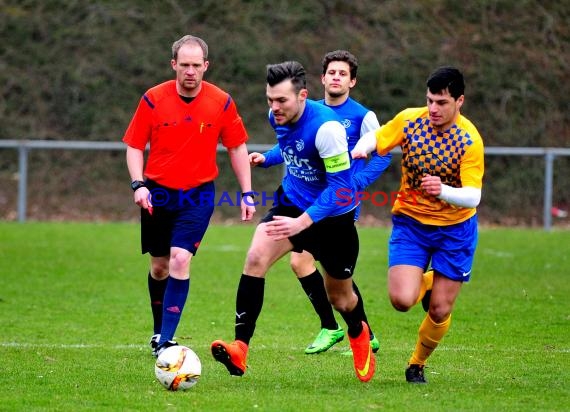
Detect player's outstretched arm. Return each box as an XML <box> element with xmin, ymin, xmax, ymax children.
<box><xmin>249</xmin><ymin>152</ymin><xmax>266</xmax><ymax>167</ymax></box>
<box><xmin>351</xmin><ymin>130</ymin><xmax>378</xmax><ymax>159</ymax></box>
<box><xmin>265</xmin><ymin>213</ymin><xmax>313</xmax><ymax>240</ymax></box>
<box><xmin>258</xmin><ymin>144</ymin><xmax>283</xmax><ymax>168</ymax></box>
<box><xmin>228</xmin><ymin>143</ymin><xmax>256</xmax><ymax>221</ymax></box>
<box><xmin>352</xmin><ymin>151</ymin><xmax>392</xmax><ymax>191</ymax></box>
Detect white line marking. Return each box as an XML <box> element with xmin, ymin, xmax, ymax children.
<box><xmin>1</xmin><ymin>342</ymin><xmax>568</xmax><ymax>353</ymax></box>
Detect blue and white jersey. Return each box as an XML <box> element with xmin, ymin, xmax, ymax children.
<box><xmin>267</xmin><ymin>99</ymin><xmax>355</xmax><ymax>222</ymax></box>
<box><xmin>263</xmin><ymin>98</ymin><xmax>392</xmax><ymax>220</ymax></box>
<box><xmin>318</xmin><ymin>97</ymin><xmax>392</xmax><ymax>192</ymax></box>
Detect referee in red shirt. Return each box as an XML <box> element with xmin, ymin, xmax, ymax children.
<box><xmin>123</xmin><ymin>35</ymin><xmax>255</xmax><ymax>356</ymax></box>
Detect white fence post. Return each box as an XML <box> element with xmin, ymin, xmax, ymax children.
<box><xmin>17</xmin><ymin>142</ymin><xmax>28</xmax><ymax>223</ymax></box>
<box><xmin>543</xmin><ymin>151</ymin><xmax>554</xmax><ymax>231</ymax></box>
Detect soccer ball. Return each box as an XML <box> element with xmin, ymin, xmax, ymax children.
<box><xmin>154</xmin><ymin>345</ymin><xmax>201</xmax><ymax>391</ymax></box>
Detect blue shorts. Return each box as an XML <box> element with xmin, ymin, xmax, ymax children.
<box><xmin>141</xmin><ymin>180</ymin><xmax>215</xmax><ymax>256</ymax></box>
<box><xmin>388</xmin><ymin>213</ymin><xmax>478</xmax><ymax>282</ymax></box>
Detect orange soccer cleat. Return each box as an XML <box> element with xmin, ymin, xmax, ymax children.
<box><xmin>210</xmin><ymin>339</ymin><xmax>248</xmax><ymax>376</ymax></box>
<box><xmin>348</xmin><ymin>321</ymin><xmax>375</xmax><ymax>382</ymax></box>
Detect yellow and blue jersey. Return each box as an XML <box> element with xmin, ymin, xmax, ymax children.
<box><xmin>376</xmin><ymin>107</ymin><xmax>484</xmax><ymax>226</ymax></box>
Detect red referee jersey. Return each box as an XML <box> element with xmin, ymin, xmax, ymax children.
<box><xmin>123</xmin><ymin>80</ymin><xmax>248</xmax><ymax>190</ymax></box>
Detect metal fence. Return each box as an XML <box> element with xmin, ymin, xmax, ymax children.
<box><xmin>1</xmin><ymin>139</ymin><xmax>569</xmax><ymax>230</ymax></box>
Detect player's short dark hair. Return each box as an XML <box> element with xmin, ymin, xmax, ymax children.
<box><xmin>266</xmin><ymin>61</ymin><xmax>306</xmax><ymax>93</ymax></box>
<box><xmin>172</xmin><ymin>35</ymin><xmax>208</xmax><ymax>61</ymax></box>
<box><xmin>426</xmin><ymin>66</ymin><xmax>465</xmax><ymax>99</ymax></box>
<box><xmin>322</xmin><ymin>50</ymin><xmax>358</xmax><ymax>79</ymax></box>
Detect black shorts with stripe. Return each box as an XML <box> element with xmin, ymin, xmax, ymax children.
<box><xmin>140</xmin><ymin>180</ymin><xmax>215</xmax><ymax>257</ymax></box>
<box><xmin>261</xmin><ymin>186</ymin><xmax>359</xmax><ymax>279</ymax></box>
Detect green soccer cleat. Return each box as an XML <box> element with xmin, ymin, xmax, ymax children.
<box><xmin>370</xmin><ymin>335</ymin><xmax>380</xmax><ymax>353</ymax></box>
<box><xmin>305</xmin><ymin>327</ymin><xmax>345</xmax><ymax>354</ymax></box>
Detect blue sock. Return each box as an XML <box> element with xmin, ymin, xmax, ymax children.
<box><xmin>158</xmin><ymin>277</ymin><xmax>190</xmax><ymax>345</ymax></box>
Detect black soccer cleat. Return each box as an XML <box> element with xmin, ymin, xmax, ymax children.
<box><xmin>405</xmin><ymin>364</ymin><xmax>427</xmax><ymax>384</ymax></box>
<box><xmin>152</xmin><ymin>340</ymin><xmax>178</xmax><ymax>358</ymax></box>
<box><xmin>149</xmin><ymin>334</ymin><xmax>161</xmax><ymax>352</ymax></box>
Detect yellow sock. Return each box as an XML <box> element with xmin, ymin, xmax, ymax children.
<box><xmin>414</xmin><ymin>270</ymin><xmax>434</xmax><ymax>305</ymax></box>
<box><xmin>409</xmin><ymin>313</ymin><xmax>451</xmax><ymax>365</ymax></box>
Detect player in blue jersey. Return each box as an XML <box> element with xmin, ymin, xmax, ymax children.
<box><xmin>250</xmin><ymin>50</ymin><xmax>392</xmax><ymax>355</ymax></box>
<box><xmin>211</xmin><ymin>60</ymin><xmax>375</xmax><ymax>382</ymax></box>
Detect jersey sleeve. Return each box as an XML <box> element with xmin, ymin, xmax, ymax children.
<box><xmin>122</xmin><ymin>95</ymin><xmax>153</xmax><ymax>150</ymax></box>
<box><xmin>219</xmin><ymin>95</ymin><xmax>249</xmax><ymax>149</ymax></box>
<box><xmin>260</xmin><ymin>144</ymin><xmax>283</xmax><ymax>168</ymax></box>
<box><xmin>360</xmin><ymin>110</ymin><xmax>381</xmax><ymax>134</ymax></box>
<box><xmin>375</xmin><ymin>108</ymin><xmax>420</xmax><ymax>154</ymax></box>
<box><xmin>460</xmin><ymin>135</ymin><xmax>484</xmax><ymax>189</ymax></box>
<box><xmin>306</xmin><ymin>121</ymin><xmax>353</xmax><ymax>222</ymax></box>
<box><xmin>352</xmin><ymin>110</ymin><xmax>391</xmax><ymax>190</ymax></box>
<box><xmin>352</xmin><ymin>151</ymin><xmax>392</xmax><ymax>191</ymax></box>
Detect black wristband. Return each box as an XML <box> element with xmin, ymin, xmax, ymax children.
<box><xmin>241</xmin><ymin>191</ymin><xmax>256</xmax><ymax>199</ymax></box>
<box><xmin>131</xmin><ymin>180</ymin><xmax>146</xmax><ymax>192</ymax></box>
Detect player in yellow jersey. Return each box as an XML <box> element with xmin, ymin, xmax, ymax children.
<box><xmin>352</xmin><ymin>66</ymin><xmax>484</xmax><ymax>383</ymax></box>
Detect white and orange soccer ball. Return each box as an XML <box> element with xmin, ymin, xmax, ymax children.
<box><xmin>154</xmin><ymin>345</ymin><xmax>201</xmax><ymax>391</ymax></box>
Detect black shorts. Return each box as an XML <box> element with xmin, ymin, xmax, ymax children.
<box><xmin>141</xmin><ymin>180</ymin><xmax>215</xmax><ymax>257</ymax></box>
<box><xmin>261</xmin><ymin>186</ymin><xmax>359</xmax><ymax>280</ymax></box>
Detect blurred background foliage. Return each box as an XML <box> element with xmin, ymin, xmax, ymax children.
<box><xmin>0</xmin><ymin>0</ymin><xmax>568</xmax><ymax>224</ymax></box>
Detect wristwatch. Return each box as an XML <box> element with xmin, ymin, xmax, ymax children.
<box><xmin>131</xmin><ymin>180</ymin><xmax>146</xmax><ymax>192</ymax></box>
<box><xmin>241</xmin><ymin>191</ymin><xmax>257</xmax><ymax>199</ymax></box>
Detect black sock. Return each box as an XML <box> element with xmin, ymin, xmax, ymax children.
<box><xmin>339</xmin><ymin>293</ymin><xmax>365</xmax><ymax>338</ymax></box>
<box><xmin>298</xmin><ymin>269</ymin><xmax>338</xmax><ymax>330</ymax></box>
<box><xmin>352</xmin><ymin>281</ymin><xmax>374</xmax><ymax>338</ymax></box>
<box><xmin>148</xmin><ymin>272</ymin><xmax>168</xmax><ymax>335</ymax></box>
<box><xmin>235</xmin><ymin>274</ymin><xmax>265</xmax><ymax>345</ymax></box>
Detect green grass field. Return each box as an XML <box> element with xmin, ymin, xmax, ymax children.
<box><xmin>0</xmin><ymin>222</ymin><xmax>568</xmax><ymax>411</ymax></box>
